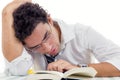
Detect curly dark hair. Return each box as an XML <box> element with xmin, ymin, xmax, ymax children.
<box><xmin>13</xmin><ymin>2</ymin><xmax>48</xmax><ymax>44</ymax></box>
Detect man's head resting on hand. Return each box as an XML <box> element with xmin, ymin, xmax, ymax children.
<box><xmin>13</xmin><ymin>2</ymin><xmax>61</xmax><ymax>56</ymax></box>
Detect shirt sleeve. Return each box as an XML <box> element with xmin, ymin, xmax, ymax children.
<box><xmin>86</xmin><ymin>27</ymin><xmax>120</xmax><ymax>70</ymax></box>
<box><xmin>4</xmin><ymin>48</ymin><xmax>33</xmax><ymax>76</ymax></box>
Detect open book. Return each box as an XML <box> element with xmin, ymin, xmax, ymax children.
<box><xmin>26</xmin><ymin>67</ymin><xmax>97</xmax><ymax>80</ymax></box>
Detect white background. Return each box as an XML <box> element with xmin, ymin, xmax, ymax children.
<box><xmin>0</xmin><ymin>0</ymin><xmax>120</xmax><ymax>73</ymax></box>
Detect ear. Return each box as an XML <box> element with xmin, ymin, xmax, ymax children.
<box><xmin>47</xmin><ymin>14</ymin><xmax>54</xmax><ymax>26</ymax></box>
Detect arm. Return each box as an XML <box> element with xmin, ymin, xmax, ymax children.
<box><xmin>2</xmin><ymin>0</ymin><xmax>33</xmax><ymax>75</ymax></box>
<box><xmin>2</xmin><ymin>0</ymin><xmax>31</xmax><ymax>62</ymax></box>
<box><xmin>86</xmin><ymin>27</ymin><xmax>120</xmax><ymax>76</ymax></box>
<box><xmin>47</xmin><ymin>27</ymin><xmax>120</xmax><ymax>77</ymax></box>
<box><xmin>89</xmin><ymin>62</ymin><xmax>120</xmax><ymax>77</ymax></box>
<box><xmin>47</xmin><ymin>60</ymin><xmax>120</xmax><ymax>77</ymax></box>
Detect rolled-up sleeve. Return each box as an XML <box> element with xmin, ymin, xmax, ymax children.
<box><xmin>4</xmin><ymin>48</ymin><xmax>33</xmax><ymax>76</ymax></box>
<box><xmin>86</xmin><ymin>27</ymin><xmax>120</xmax><ymax>70</ymax></box>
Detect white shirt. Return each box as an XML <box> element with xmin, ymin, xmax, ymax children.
<box><xmin>5</xmin><ymin>19</ymin><xmax>120</xmax><ymax>75</ymax></box>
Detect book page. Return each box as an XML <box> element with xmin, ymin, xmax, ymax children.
<box><xmin>35</xmin><ymin>70</ymin><xmax>64</xmax><ymax>77</ymax></box>
<box><xmin>63</xmin><ymin>67</ymin><xmax>97</xmax><ymax>78</ymax></box>
<box><xmin>26</xmin><ymin>74</ymin><xmax>61</xmax><ymax>80</ymax></box>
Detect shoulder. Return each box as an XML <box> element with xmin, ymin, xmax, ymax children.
<box><xmin>73</xmin><ymin>23</ymin><xmax>91</xmax><ymax>36</ymax></box>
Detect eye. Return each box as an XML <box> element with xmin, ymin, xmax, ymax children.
<box><xmin>29</xmin><ymin>44</ymin><xmax>41</xmax><ymax>50</ymax></box>
<box><xmin>33</xmin><ymin>44</ymin><xmax>41</xmax><ymax>50</ymax></box>
<box><xmin>42</xmin><ymin>31</ymin><xmax>50</xmax><ymax>42</ymax></box>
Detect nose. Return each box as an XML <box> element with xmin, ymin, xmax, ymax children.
<box><xmin>41</xmin><ymin>43</ymin><xmax>52</xmax><ymax>53</ymax></box>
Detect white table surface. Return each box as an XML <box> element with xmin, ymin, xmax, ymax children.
<box><xmin>0</xmin><ymin>73</ymin><xmax>120</xmax><ymax>80</ymax></box>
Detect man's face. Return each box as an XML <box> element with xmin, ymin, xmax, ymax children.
<box><xmin>24</xmin><ymin>22</ymin><xmax>61</xmax><ymax>56</ymax></box>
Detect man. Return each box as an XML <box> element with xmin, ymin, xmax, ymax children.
<box><xmin>2</xmin><ymin>0</ymin><xmax>120</xmax><ymax>76</ymax></box>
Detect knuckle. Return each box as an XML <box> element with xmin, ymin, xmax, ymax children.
<box><xmin>53</xmin><ymin>64</ymin><xmax>58</xmax><ymax>68</ymax></box>
<box><xmin>47</xmin><ymin>63</ymin><xmax>52</xmax><ymax>67</ymax></box>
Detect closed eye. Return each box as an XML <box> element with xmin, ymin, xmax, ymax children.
<box><xmin>42</xmin><ymin>31</ymin><xmax>49</xmax><ymax>41</ymax></box>
<box><xmin>26</xmin><ymin>31</ymin><xmax>50</xmax><ymax>51</ymax></box>
<box><xmin>28</xmin><ymin>44</ymin><xmax>41</xmax><ymax>50</ymax></box>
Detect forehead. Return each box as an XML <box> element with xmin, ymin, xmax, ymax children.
<box><xmin>24</xmin><ymin>22</ymin><xmax>49</xmax><ymax>47</ymax></box>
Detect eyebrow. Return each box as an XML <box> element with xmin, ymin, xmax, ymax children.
<box><xmin>28</xmin><ymin>31</ymin><xmax>48</xmax><ymax>49</ymax></box>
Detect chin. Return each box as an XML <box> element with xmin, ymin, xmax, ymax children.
<box><xmin>51</xmin><ymin>51</ymin><xmax>58</xmax><ymax>56</ymax></box>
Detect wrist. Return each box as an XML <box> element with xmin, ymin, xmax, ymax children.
<box><xmin>77</xmin><ymin>64</ymin><xmax>88</xmax><ymax>68</ymax></box>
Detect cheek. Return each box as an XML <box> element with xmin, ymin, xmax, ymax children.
<box><xmin>49</xmin><ymin>34</ymin><xmax>61</xmax><ymax>50</ymax></box>
<box><xmin>50</xmin><ymin>35</ymin><xmax>59</xmax><ymax>45</ymax></box>
<box><xmin>51</xmin><ymin>36</ymin><xmax>61</xmax><ymax>49</ymax></box>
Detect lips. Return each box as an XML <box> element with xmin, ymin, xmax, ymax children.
<box><xmin>50</xmin><ymin>47</ymin><xmax>56</xmax><ymax>56</ymax></box>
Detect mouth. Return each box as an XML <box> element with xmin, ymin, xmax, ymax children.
<box><xmin>49</xmin><ymin>47</ymin><xmax>57</xmax><ymax>56</ymax></box>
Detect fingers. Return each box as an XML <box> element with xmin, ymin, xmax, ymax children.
<box><xmin>47</xmin><ymin>60</ymin><xmax>64</xmax><ymax>72</ymax></box>
<box><xmin>47</xmin><ymin>59</ymin><xmax>76</xmax><ymax>73</ymax></box>
<box><xmin>3</xmin><ymin>0</ymin><xmax>32</xmax><ymax>14</ymax></box>
<box><xmin>57</xmin><ymin>63</ymin><xmax>67</xmax><ymax>72</ymax></box>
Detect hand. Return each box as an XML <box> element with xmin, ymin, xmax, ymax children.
<box><xmin>2</xmin><ymin>0</ymin><xmax>32</xmax><ymax>27</ymax></box>
<box><xmin>47</xmin><ymin>59</ymin><xmax>78</xmax><ymax>72</ymax></box>
<box><xmin>2</xmin><ymin>0</ymin><xmax>32</xmax><ymax>15</ymax></box>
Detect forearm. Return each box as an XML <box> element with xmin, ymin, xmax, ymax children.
<box><xmin>2</xmin><ymin>10</ymin><xmax>23</xmax><ymax>62</ymax></box>
<box><xmin>2</xmin><ymin>0</ymin><xmax>32</xmax><ymax>62</ymax></box>
<box><xmin>89</xmin><ymin>62</ymin><xmax>120</xmax><ymax>77</ymax></box>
